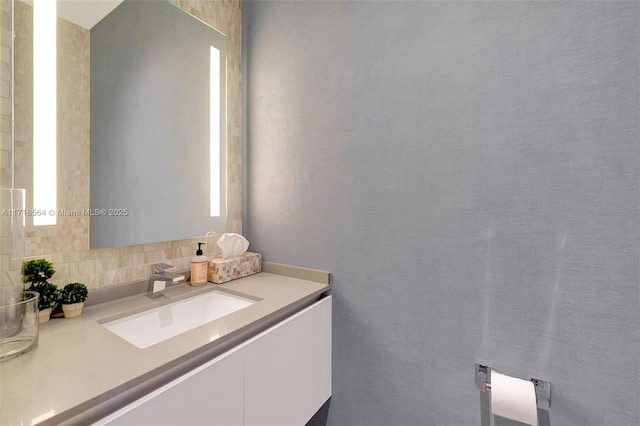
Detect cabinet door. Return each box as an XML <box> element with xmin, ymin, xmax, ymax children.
<box><xmin>95</xmin><ymin>347</ymin><xmax>244</xmax><ymax>426</ymax></box>
<box><xmin>244</xmin><ymin>296</ymin><xmax>332</xmax><ymax>426</ymax></box>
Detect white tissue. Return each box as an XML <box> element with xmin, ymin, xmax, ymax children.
<box><xmin>491</xmin><ymin>371</ymin><xmax>538</xmax><ymax>426</ymax></box>
<box><xmin>217</xmin><ymin>233</ymin><xmax>249</xmax><ymax>259</ymax></box>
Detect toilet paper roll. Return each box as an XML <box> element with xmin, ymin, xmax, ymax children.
<box><xmin>491</xmin><ymin>371</ymin><xmax>538</xmax><ymax>426</ymax></box>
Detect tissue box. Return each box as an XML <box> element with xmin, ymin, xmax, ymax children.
<box><xmin>208</xmin><ymin>252</ymin><xmax>262</xmax><ymax>284</ymax></box>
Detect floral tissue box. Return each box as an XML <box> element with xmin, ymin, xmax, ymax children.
<box><xmin>208</xmin><ymin>252</ymin><xmax>262</xmax><ymax>284</ymax></box>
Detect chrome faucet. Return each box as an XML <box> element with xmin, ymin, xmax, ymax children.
<box><xmin>147</xmin><ymin>263</ymin><xmax>186</xmax><ymax>299</ymax></box>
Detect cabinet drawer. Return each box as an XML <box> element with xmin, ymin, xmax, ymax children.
<box><xmin>244</xmin><ymin>296</ymin><xmax>332</xmax><ymax>426</ymax></box>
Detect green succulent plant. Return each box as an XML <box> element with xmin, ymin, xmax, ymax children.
<box><xmin>34</xmin><ymin>282</ymin><xmax>60</xmax><ymax>311</ymax></box>
<box><xmin>59</xmin><ymin>282</ymin><xmax>88</xmax><ymax>305</ymax></box>
<box><xmin>22</xmin><ymin>259</ymin><xmax>55</xmax><ymax>288</ymax></box>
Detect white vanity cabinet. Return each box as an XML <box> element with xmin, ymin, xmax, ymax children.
<box><xmin>244</xmin><ymin>295</ymin><xmax>332</xmax><ymax>426</ymax></box>
<box><xmin>95</xmin><ymin>296</ymin><xmax>332</xmax><ymax>426</ymax></box>
<box><xmin>96</xmin><ymin>346</ymin><xmax>245</xmax><ymax>426</ymax></box>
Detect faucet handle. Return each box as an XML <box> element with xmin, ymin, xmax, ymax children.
<box><xmin>151</xmin><ymin>263</ymin><xmax>175</xmax><ymax>276</ymax></box>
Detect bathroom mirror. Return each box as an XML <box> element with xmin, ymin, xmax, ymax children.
<box><xmin>19</xmin><ymin>0</ymin><xmax>227</xmax><ymax>250</ymax></box>
<box><xmin>89</xmin><ymin>0</ymin><xmax>227</xmax><ymax>249</ymax></box>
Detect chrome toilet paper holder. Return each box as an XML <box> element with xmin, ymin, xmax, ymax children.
<box><xmin>475</xmin><ymin>363</ymin><xmax>551</xmax><ymax>409</ymax></box>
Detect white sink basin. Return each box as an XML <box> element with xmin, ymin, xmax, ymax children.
<box><xmin>102</xmin><ymin>290</ymin><xmax>256</xmax><ymax>348</ymax></box>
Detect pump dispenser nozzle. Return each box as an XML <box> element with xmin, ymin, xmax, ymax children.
<box><xmin>196</xmin><ymin>242</ymin><xmax>204</xmax><ymax>256</ymax></box>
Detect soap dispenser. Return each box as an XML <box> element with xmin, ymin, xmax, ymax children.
<box><xmin>190</xmin><ymin>242</ymin><xmax>208</xmax><ymax>286</ymax></box>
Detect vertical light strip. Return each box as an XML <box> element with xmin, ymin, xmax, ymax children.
<box><xmin>210</xmin><ymin>46</ymin><xmax>220</xmax><ymax>217</ymax></box>
<box><xmin>33</xmin><ymin>0</ymin><xmax>56</xmax><ymax>226</ymax></box>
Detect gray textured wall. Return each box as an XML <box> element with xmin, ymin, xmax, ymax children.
<box><xmin>91</xmin><ymin>0</ymin><xmax>226</xmax><ymax>249</ymax></box>
<box><xmin>243</xmin><ymin>1</ymin><xmax>639</xmax><ymax>425</ymax></box>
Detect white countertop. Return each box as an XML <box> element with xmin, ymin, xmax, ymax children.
<box><xmin>0</xmin><ymin>267</ymin><xmax>330</xmax><ymax>425</ymax></box>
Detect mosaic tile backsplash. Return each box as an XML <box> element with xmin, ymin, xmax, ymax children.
<box><xmin>2</xmin><ymin>0</ymin><xmax>242</xmax><ymax>292</ymax></box>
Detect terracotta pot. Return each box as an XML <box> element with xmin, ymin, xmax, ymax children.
<box><xmin>38</xmin><ymin>307</ymin><xmax>53</xmax><ymax>324</ymax></box>
<box><xmin>62</xmin><ymin>302</ymin><xmax>84</xmax><ymax>318</ymax></box>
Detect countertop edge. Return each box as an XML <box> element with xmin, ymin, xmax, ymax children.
<box><xmin>261</xmin><ymin>261</ymin><xmax>332</xmax><ymax>285</ymax></box>
<box><xmin>46</xmin><ymin>287</ymin><xmax>330</xmax><ymax>426</ymax></box>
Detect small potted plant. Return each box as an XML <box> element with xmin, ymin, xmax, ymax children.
<box><xmin>22</xmin><ymin>258</ymin><xmax>55</xmax><ymax>289</ymax></box>
<box><xmin>35</xmin><ymin>282</ymin><xmax>60</xmax><ymax>324</ymax></box>
<box><xmin>59</xmin><ymin>282</ymin><xmax>88</xmax><ymax>318</ymax></box>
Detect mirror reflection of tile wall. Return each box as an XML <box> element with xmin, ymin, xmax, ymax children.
<box><xmin>4</xmin><ymin>0</ymin><xmax>242</xmax><ymax>291</ymax></box>
<box><xmin>0</xmin><ymin>0</ymin><xmax>11</xmax><ymax>187</ymax></box>
<box><xmin>1</xmin><ymin>0</ymin><xmax>18</xmax><ymax>279</ymax></box>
